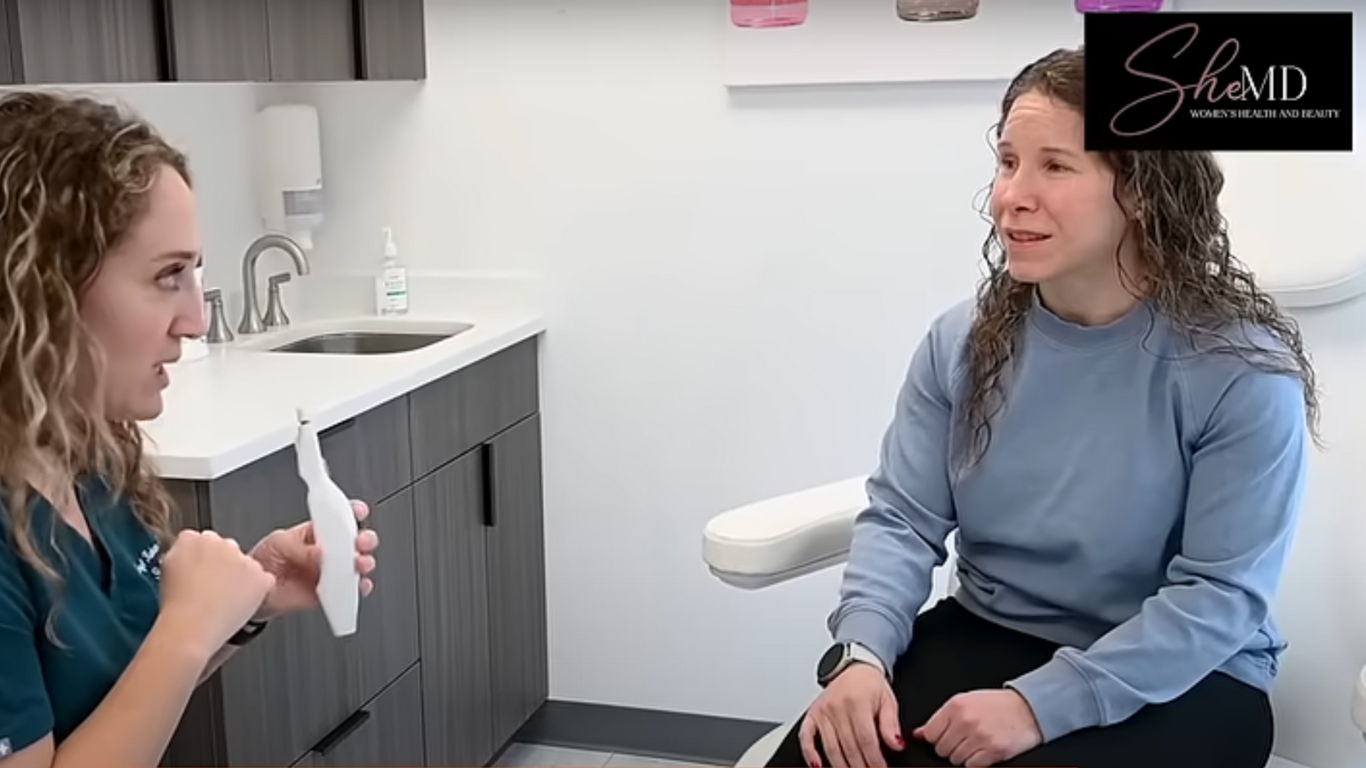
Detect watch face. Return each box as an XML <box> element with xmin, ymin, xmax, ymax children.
<box><xmin>817</xmin><ymin>643</ymin><xmax>846</xmax><ymax>679</ymax></box>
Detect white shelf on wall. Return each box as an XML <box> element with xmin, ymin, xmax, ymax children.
<box><xmin>722</xmin><ymin>0</ymin><xmax>1184</xmax><ymax>88</ymax></box>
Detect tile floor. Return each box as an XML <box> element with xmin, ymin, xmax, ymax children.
<box><xmin>493</xmin><ymin>743</ymin><xmax>727</xmax><ymax>768</ymax></box>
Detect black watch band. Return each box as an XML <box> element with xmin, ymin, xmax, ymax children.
<box><xmin>227</xmin><ymin>619</ymin><xmax>269</xmax><ymax>647</ymax></box>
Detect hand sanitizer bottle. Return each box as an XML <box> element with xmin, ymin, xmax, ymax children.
<box><xmin>294</xmin><ymin>409</ymin><xmax>360</xmax><ymax>637</ymax></box>
<box><xmin>374</xmin><ymin>227</ymin><xmax>409</xmax><ymax>316</ymax></box>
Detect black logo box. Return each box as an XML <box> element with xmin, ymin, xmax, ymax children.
<box><xmin>1082</xmin><ymin>11</ymin><xmax>1353</xmax><ymax>152</ymax></box>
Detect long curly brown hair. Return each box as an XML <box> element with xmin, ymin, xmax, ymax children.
<box><xmin>958</xmin><ymin>47</ymin><xmax>1321</xmax><ymax>469</ymax></box>
<box><xmin>0</xmin><ymin>90</ymin><xmax>185</xmax><ymax>594</ymax></box>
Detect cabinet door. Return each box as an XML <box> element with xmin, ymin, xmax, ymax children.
<box><xmin>307</xmin><ymin>663</ymin><xmax>427</xmax><ymax>768</ymax></box>
<box><xmin>357</xmin><ymin>0</ymin><xmax>425</xmax><ymax>80</ymax></box>
<box><xmin>266</xmin><ymin>0</ymin><xmax>355</xmax><ymax>82</ymax></box>
<box><xmin>10</xmin><ymin>0</ymin><xmax>161</xmax><ymax>83</ymax></box>
<box><xmin>207</xmin><ymin>449</ymin><xmax>363</xmax><ymax>767</ymax></box>
<box><xmin>165</xmin><ymin>0</ymin><xmax>270</xmax><ymax>81</ymax></box>
<box><xmin>413</xmin><ymin>449</ymin><xmax>495</xmax><ymax>766</ymax></box>
<box><xmin>486</xmin><ymin>414</ymin><xmax>550</xmax><ymax>747</ymax></box>
<box><xmin>0</xmin><ymin>1</ymin><xmax>14</xmax><ymax>84</ymax></box>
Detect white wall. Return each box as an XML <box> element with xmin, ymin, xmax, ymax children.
<box><xmin>292</xmin><ymin>0</ymin><xmax>990</xmax><ymax>726</ymax></box>
<box><xmin>0</xmin><ymin>82</ymin><xmax>272</xmax><ymax>304</ymax></box>
<box><xmin>271</xmin><ymin>1</ymin><xmax>1366</xmax><ymax>767</ymax></box>
<box><xmin>13</xmin><ymin>0</ymin><xmax>1366</xmax><ymax>766</ymax></box>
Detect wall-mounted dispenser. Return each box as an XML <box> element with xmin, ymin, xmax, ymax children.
<box><xmin>254</xmin><ymin>104</ymin><xmax>324</xmax><ymax>250</ymax></box>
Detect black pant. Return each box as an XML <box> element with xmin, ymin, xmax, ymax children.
<box><xmin>766</xmin><ymin>598</ymin><xmax>1274</xmax><ymax>768</ymax></box>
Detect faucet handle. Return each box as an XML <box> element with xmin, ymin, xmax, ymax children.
<box><xmin>263</xmin><ymin>272</ymin><xmax>292</xmax><ymax>329</ymax></box>
<box><xmin>203</xmin><ymin>288</ymin><xmax>234</xmax><ymax>344</ymax></box>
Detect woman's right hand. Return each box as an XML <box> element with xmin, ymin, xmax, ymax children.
<box><xmin>157</xmin><ymin>529</ymin><xmax>277</xmax><ymax>655</ymax></box>
<box><xmin>799</xmin><ymin>663</ymin><xmax>903</xmax><ymax>768</ymax></box>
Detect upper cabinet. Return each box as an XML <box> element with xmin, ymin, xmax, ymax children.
<box><xmin>3</xmin><ymin>0</ymin><xmax>163</xmax><ymax>84</ymax></box>
<box><xmin>0</xmin><ymin>2</ymin><xmax>13</xmax><ymax>84</ymax></box>
<box><xmin>164</xmin><ymin>0</ymin><xmax>272</xmax><ymax>82</ymax></box>
<box><xmin>357</xmin><ymin>0</ymin><xmax>426</xmax><ymax>81</ymax></box>
<box><xmin>266</xmin><ymin>0</ymin><xmax>357</xmax><ymax>82</ymax></box>
<box><xmin>0</xmin><ymin>0</ymin><xmax>425</xmax><ymax>86</ymax></box>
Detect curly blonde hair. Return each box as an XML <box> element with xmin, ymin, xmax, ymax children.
<box><xmin>0</xmin><ymin>90</ymin><xmax>185</xmax><ymax>589</ymax></box>
<box><xmin>959</xmin><ymin>47</ymin><xmax>1321</xmax><ymax>469</ymax></box>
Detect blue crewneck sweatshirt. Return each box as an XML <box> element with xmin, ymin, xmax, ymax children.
<box><xmin>829</xmin><ymin>292</ymin><xmax>1309</xmax><ymax>743</ymax></box>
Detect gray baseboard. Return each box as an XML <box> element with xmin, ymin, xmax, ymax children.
<box><xmin>512</xmin><ymin>700</ymin><xmax>783</xmax><ymax>766</ymax></box>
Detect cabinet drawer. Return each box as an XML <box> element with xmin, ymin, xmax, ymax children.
<box><xmin>348</xmin><ymin>487</ymin><xmax>420</xmax><ymax>707</ymax></box>
<box><xmin>296</xmin><ymin>662</ymin><xmax>426</xmax><ymax>768</ymax></box>
<box><xmin>319</xmin><ymin>394</ymin><xmax>412</xmax><ymax>504</ymax></box>
<box><xmin>409</xmin><ymin>338</ymin><xmax>539</xmax><ymax>478</ymax></box>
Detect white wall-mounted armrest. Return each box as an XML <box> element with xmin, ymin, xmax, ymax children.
<box><xmin>703</xmin><ymin>476</ymin><xmax>869</xmax><ymax>590</ymax></box>
<box><xmin>704</xmin><ymin>473</ymin><xmax>963</xmax><ymax>601</ymax></box>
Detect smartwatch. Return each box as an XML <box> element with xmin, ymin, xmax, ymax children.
<box><xmin>816</xmin><ymin>642</ymin><xmax>887</xmax><ymax>687</ymax></box>
<box><xmin>227</xmin><ymin>619</ymin><xmax>269</xmax><ymax>647</ymax></box>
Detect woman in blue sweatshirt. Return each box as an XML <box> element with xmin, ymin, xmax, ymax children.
<box><xmin>766</xmin><ymin>47</ymin><xmax>1317</xmax><ymax>768</ymax></box>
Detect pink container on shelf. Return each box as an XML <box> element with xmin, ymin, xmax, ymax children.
<box><xmin>1075</xmin><ymin>0</ymin><xmax>1165</xmax><ymax>11</ymax></box>
<box><xmin>897</xmin><ymin>0</ymin><xmax>980</xmax><ymax>22</ymax></box>
<box><xmin>731</xmin><ymin>0</ymin><xmax>809</xmax><ymax>28</ymax></box>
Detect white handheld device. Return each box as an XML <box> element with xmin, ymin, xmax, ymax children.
<box><xmin>294</xmin><ymin>409</ymin><xmax>360</xmax><ymax>637</ymax></box>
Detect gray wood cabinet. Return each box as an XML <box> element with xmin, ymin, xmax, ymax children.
<box><xmin>266</xmin><ymin>0</ymin><xmax>355</xmax><ymax>83</ymax></box>
<box><xmin>160</xmin><ymin>337</ymin><xmax>547</xmax><ymax>768</ymax></box>
<box><xmin>0</xmin><ymin>0</ymin><xmax>424</xmax><ymax>85</ymax></box>
<box><xmin>2</xmin><ymin>0</ymin><xmax>163</xmax><ymax>84</ymax></box>
<box><xmin>357</xmin><ymin>0</ymin><xmax>426</xmax><ymax>81</ymax></box>
<box><xmin>0</xmin><ymin>1</ymin><xmax>14</xmax><ymax>84</ymax></box>
<box><xmin>486</xmin><ymin>414</ymin><xmax>550</xmax><ymax>748</ymax></box>
<box><xmin>163</xmin><ymin>0</ymin><xmax>271</xmax><ymax>82</ymax></box>
<box><xmin>165</xmin><ymin>0</ymin><xmax>425</xmax><ymax>82</ymax></box>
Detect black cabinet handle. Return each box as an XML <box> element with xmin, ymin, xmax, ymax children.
<box><xmin>155</xmin><ymin>0</ymin><xmax>178</xmax><ymax>81</ymax></box>
<box><xmin>352</xmin><ymin>0</ymin><xmax>371</xmax><ymax>79</ymax></box>
<box><xmin>310</xmin><ymin>709</ymin><xmax>370</xmax><ymax>757</ymax></box>
<box><xmin>480</xmin><ymin>442</ymin><xmax>497</xmax><ymax>528</ymax></box>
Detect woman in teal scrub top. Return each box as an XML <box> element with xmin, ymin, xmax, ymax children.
<box><xmin>0</xmin><ymin>92</ymin><xmax>380</xmax><ymax>768</ymax></box>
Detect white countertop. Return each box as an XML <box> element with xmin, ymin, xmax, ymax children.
<box><xmin>144</xmin><ymin>276</ymin><xmax>546</xmax><ymax>481</ymax></box>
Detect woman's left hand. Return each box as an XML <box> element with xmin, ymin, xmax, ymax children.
<box><xmin>248</xmin><ymin>500</ymin><xmax>380</xmax><ymax>621</ymax></box>
<box><xmin>913</xmin><ymin>689</ymin><xmax>1042</xmax><ymax>767</ymax></box>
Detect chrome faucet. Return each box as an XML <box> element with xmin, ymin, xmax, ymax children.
<box><xmin>238</xmin><ymin>233</ymin><xmax>310</xmax><ymax>335</ymax></box>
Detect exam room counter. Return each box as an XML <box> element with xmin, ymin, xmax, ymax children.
<box><xmin>153</xmin><ymin>280</ymin><xmax>553</xmax><ymax>768</ymax></box>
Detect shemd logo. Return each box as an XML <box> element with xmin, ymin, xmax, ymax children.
<box><xmin>1083</xmin><ymin>11</ymin><xmax>1352</xmax><ymax>151</ymax></box>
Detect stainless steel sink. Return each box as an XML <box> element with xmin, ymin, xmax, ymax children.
<box><xmin>269</xmin><ymin>330</ymin><xmax>460</xmax><ymax>355</ymax></box>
